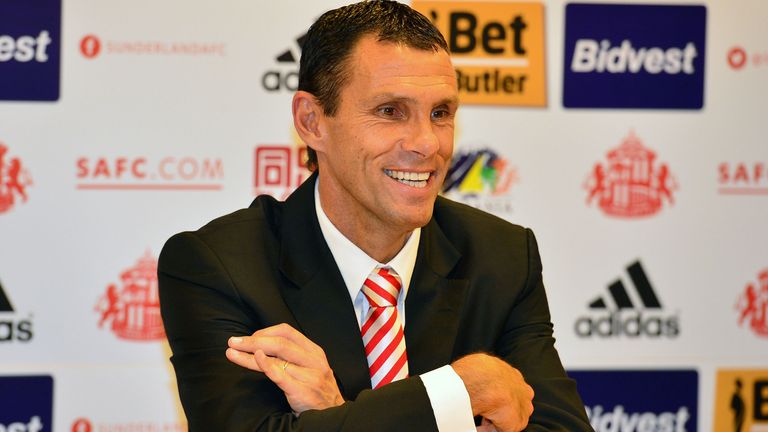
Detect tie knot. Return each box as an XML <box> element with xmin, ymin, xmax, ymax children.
<box><xmin>362</xmin><ymin>266</ymin><xmax>402</xmax><ymax>308</ymax></box>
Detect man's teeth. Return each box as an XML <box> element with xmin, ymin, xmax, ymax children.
<box><xmin>384</xmin><ymin>169</ymin><xmax>430</xmax><ymax>188</ymax></box>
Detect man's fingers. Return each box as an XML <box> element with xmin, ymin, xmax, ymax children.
<box><xmin>252</xmin><ymin>323</ymin><xmax>323</xmax><ymax>354</ymax></box>
<box><xmin>225</xmin><ymin>347</ymin><xmax>264</xmax><ymax>372</ymax></box>
<box><xmin>229</xmin><ymin>334</ymin><xmax>316</xmax><ymax>368</ymax></box>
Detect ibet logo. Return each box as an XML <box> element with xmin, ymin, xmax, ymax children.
<box><xmin>569</xmin><ymin>370</ymin><xmax>697</xmax><ymax>432</ymax></box>
<box><xmin>261</xmin><ymin>33</ymin><xmax>306</xmax><ymax>92</ymax></box>
<box><xmin>736</xmin><ymin>268</ymin><xmax>768</xmax><ymax>338</ymax></box>
<box><xmin>714</xmin><ymin>370</ymin><xmax>768</xmax><ymax>432</ymax></box>
<box><xmin>584</xmin><ymin>131</ymin><xmax>676</xmax><ymax>218</ymax></box>
<box><xmin>442</xmin><ymin>147</ymin><xmax>519</xmax><ymax>215</ymax></box>
<box><xmin>563</xmin><ymin>3</ymin><xmax>706</xmax><ymax>109</ymax></box>
<box><xmin>95</xmin><ymin>251</ymin><xmax>164</xmax><ymax>341</ymax></box>
<box><xmin>0</xmin><ymin>376</ymin><xmax>53</xmax><ymax>431</ymax></box>
<box><xmin>575</xmin><ymin>260</ymin><xmax>680</xmax><ymax>338</ymax></box>
<box><xmin>0</xmin><ymin>142</ymin><xmax>33</xmax><ymax>214</ymax></box>
<box><xmin>75</xmin><ymin>155</ymin><xmax>224</xmax><ymax>191</ymax></box>
<box><xmin>412</xmin><ymin>1</ymin><xmax>546</xmax><ymax>106</ymax></box>
<box><xmin>253</xmin><ymin>145</ymin><xmax>310</xmax><ymax>200</ymax></box>
<box><xmin>0</xmin><ymin>0</ymin><xmax>61</xmax><ymax>101</ymax></box>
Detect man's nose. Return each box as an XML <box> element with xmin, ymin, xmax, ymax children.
<box><xmin>403</xmin><ymin>116</ymin><xmax>439</xmax><ymax>158</ymax></box>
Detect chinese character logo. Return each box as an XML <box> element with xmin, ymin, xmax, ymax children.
<box><xmin>736</xmin><ymin>269</ymin><xmax>768</xmax><ymax>338</ymax></box>
<box><xmin>585</xmin><ymin>131</ymin><xmax>677</xmax><ymax>218</ymax></box>
<box><xmin>95</xmin><ymin>251</ymin><xmax>164</xmax><ymax>341</ymax></box>
<box><xmin>0</xmin><ymin>143</ymin><xmax>33</xmax><ymax>214</ymax></box>
<box><xmin>443</xmin><ymin>148</ymin><xmax>518</xmax><ymax>196</ymax></box>
<box><xmin>253</xmin><ymin>145</ymin><xmax>310</xmax><ymax>200</ymax></box>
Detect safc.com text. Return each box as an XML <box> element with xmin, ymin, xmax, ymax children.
<box><xmin>75</xmin><ymin>156</ymin><xmax>224</xmax><ymax>190</ymax></box>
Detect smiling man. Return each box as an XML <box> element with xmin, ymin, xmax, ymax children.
<box><xmin>158</xmin><ymin>1</ymin><xmax>592</xmax><ymax>431</ymax></box>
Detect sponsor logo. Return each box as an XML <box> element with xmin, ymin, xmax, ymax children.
<box><xmin>95</xmin><ymin>251</ymin><xmax>164</xmax><ymax>341</ymax></box>
<box><xmin>441</xmin><ymin>147</ymin><xmax>519</xmax><ymax>215</ymax></box>
<box><xmin>412</xmin><ymin>1</ymin><xmax>546</xmax><ymax>106</ymax></box>
<box><xmin>736</xmin><ymin>268</ymin><xmax>768</xmax><ymax>338</ymax></box>
<box><xmin>78</xmin><ymin>34</ymin><xmax>225</xmax><ymax>59</ymax></box>
<box><xmin>719</xmin><ymin>162</ymin><xmax>768</xmax><ymax>196</ymax></box>
<box><xmin>575</xmin><ymin>260</ymin><xmax>680</xmax><ymax>338</ymax></box>
<box><xmin>585</xmin><ymin>131</ymin><xmax>676</xmax><ymax>218</ymax></box>
<box><xmin>0</xmin><ymin>142</ymin><xmax>33</xmax><ymax>214</ymax></box>
<box><xmin>727</xmin><ymin>45</ymin><xmax>768</xmax><ymax>71</ymax></box>
<box><xmin>0</xmin><ymin>376</ymin><xmax>53</xmax><ymax>431</ymax></box>
<box><xmin>253</xmin><ymin>144</ymin><xmax>310</xmax><ymax>200</ymax></box>
<box><xmin>714</xmin><ymin>370</ymin><xmax>768</xmax><ymax>432</ymax></box>
<box><xmin>71</xmin><ymin>418</ymin><xmax>185</xmax><ymax>432</ymax></box>
<box><xmin>0</xmin><ymin>0</ymin><xmax>60</xmax><ymax>101</ymax></box>
<box><xmin>261</xmin><ymin>33</ymin><xmax>306</xmax><ymax>92</ymax></box>
<box><xmin>569</xmin><ymin>370</ymin><xmax>698</xmax><ymax>432</ymax></box>
<box><xmin>75</xmin><ymin>155</ymin><xmax>224</xmax><ymax>191</ymax></box>
<box><xmin>563</xmin><ymin>3</ymin><xmax>706</xmax><ymax>109</ymax></box>
<box><xmin>0</xmin><ymin>278</ymin><xmax>34</xmax><ymax>343</ymax></box>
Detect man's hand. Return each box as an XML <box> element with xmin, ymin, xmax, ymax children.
<box><xmin>226</xmin><ymin>323</ymin><xmax>345</xmax><ymax>414</ymax></box>
<box><xmin>451</xmin><ymin>353</ymin><xmax>534</xmax><ymax>432</ymax></box>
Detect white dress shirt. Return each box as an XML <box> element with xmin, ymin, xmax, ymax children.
<box><xmin>314</xmin><ymin>181</ymin><xmax>476</xmax><ymax>432</ymax></box>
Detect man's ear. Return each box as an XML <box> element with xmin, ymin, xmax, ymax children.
<box><xmin>292</xmin><ymin>91</ymin><xmax>326</xmax><ymax>152</ymax></box>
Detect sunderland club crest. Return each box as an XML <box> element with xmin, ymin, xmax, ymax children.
<box><xmin>95</xmin><ymin>251</ymin><xmax>165</xmax><ymax>341</ymax></box>
<box><xmin>585</xmin><ymin>131</ymin><xmax>677</xmax><ymax>218</ymax></box>
<box><xmin>0</xmin><ymin>142</ymin><xmax>33</xmax><ymax>214</ymax></box>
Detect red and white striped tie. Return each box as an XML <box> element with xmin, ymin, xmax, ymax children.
<box><xmin>360</xmin><ymin>265</ymin><xmax>408</xmax><ymax>389</ymax></box>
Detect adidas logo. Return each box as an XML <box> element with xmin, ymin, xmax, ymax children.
<box><xmin>261</xmin><ymin>33</ymin><xmax>306</xmax><ymax>92</ymax></box>
<box><xmin>0</xmin><ymin>279</ymin><xmax>34</xmax><ymax>342</ymax></box>
<box><xmin>575</xmin><ymin>260</ymin><xmax>680</xmax><ymax>338</ymax></box>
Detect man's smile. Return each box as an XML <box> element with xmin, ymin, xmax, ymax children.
<box><xmin>383</xmin><ymin>169</ymin><xmax>432</xmax><ymax>188</ymax></box>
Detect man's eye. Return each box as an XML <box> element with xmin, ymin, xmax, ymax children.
<box><xmin>431</xmin><ymin>109</ymin><xmax>450</xmax><ymax>120</ymax></box>
<box><xmin>377</xmin><ymin>106</ymin><xmax>399</xmax><ymax>117</ymax></box>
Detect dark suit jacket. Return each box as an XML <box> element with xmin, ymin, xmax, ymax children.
<box><xmin>158</xmin><ymin>174</ymin><xmax>593</xmax><ymax>431</ymax></box>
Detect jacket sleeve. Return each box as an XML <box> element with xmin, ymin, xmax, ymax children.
<box><xmin>495</xmin><ymin>229</ymin><xmax>594</xmax><ymax>432</ymax></box>
<box><xmin>158</xmin><ymin>231</ymin><xmax>439</xmax><ymax>432</ymax></box>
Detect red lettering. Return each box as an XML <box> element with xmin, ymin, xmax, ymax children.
<box><xmin>718</xmin><ymin>162</ymin><xmax>729</xmax><ymax>184</ymax></box>
<box><xmin>76</xmin><ymin>157</ymin><xmax>89</xmax><ymax>178</ymax></box>
<box><xmin>160</xmin><ymin>157</ymin><xmax>174</xmax><ymax>180</ymax></box>
<box><xmin>179</xmin><ymin>157</ymin><xmax>198</xmax><ymax>180</ymax></box>
<box><xmin>201</xmin><ymin>158</ymin><xmax>224</xmax><ymax>179</ymax></box>
<box><xmin>754</xmin><ymin>163</ymin><xmax>765</xmax><ymax>182</ymax></box>
<box><xmin>115</xmin><ymin>158</ymin><xmax>127</xmax><ymax>178</ymax></box>
<box><xmin>132</xmin><ymin>158</ymin><xmax>146</xmax><ymax>178</ymax></box>
<box><xmin>93</xmin><ymin>158</ymin><xmax>110</xmax><ymax>178</ymax></box>
<box><xmin>734</xmin><ymin>163</ymin><xmax>749</xmax><ymax>183</ymax></box>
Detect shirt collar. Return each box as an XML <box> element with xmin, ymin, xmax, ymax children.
<box><xmin>314</xmin><ymin>178</ymin><xmax>420</xmax><ymax>302</ymax></box>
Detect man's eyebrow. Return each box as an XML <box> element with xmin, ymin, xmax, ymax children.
<box><xmin>368</xmin><ymin>93</ymin><xmax>459</xmax><ymax>107</ymax></box>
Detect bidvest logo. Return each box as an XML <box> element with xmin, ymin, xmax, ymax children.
<box><xmin>714</xmin><ymin>370</ymin><xmax>768</xmax><ymax>432</ymax></box>
<box><xmin>585</xmin><ymin>131</ymin><xmax>676</xmax><ymax>218</ymax></box>
<box><xmin>261</xmin><ymin>33</ymin><xmax>306</xmax><ymax>92</ymax></box>
<box><xmin>718</xmin><ymin>162</ymin><xmax>768</xmax><ymax>196</ymax></box>
<box><xmin>0</xmin><ymin>0</ymin><xmax>60</xmax><ymax>101</ymax></box>
<box><xmin>95</xmin><ymin>251</ymin><xmax>164</xmax><ymax>341</ymax></box>
<box><xmin>442</xmin><ymin>147</ymin><xmax>519</xmax><ymax>215</ymax></box>
<box><xmin>736</xmin><ymin>268</ymin><xmax>768</xmax><ymax>338</ymax></box>
<box><xmin>0</xmin><ymin>278</ymin><xmax>34</xmax><ymax>343</ymax></box>
<box><xmin>75</xmin><ymin>155</ymin><xmax>224</xmax><ymax>191</ymax></box>
<box><xmin>412</xmin><ymin>1</ymin><xmax>546</xmax><ymax>106</ymax></box>
<box><xmin>575</xmin><ymin>260</ymin><xmax>680</xmax><ymax>338</ymax></box>
<box><xmin>253</xmin><ymin>144</ymin><xmax>310</xmax><ymax>200</ymax></box>
<box><xmin>0</xmin><ymin>376</ymin><xmax>53</xmax><ymax>431</ymax></box>
<box><xmin>0</xmin><ymin>142</ymin><xmax>33</xmax><ymax>214</ymax></box>
<box><xmin>563</xmin><ymin>3</ymin><xmax>706</xmax><ymax>109</ymax></box>
<box><xmin>569</xmin><ymin>370</ymin><xmax>697</xmax><ymax>432</ymax></box>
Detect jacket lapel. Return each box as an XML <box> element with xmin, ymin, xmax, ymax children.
<box><xmin>276</xmin><ymin>174</ymin><xmax>372</xmax><ymax>399</ymax></box>
<box><xmin>405</xmin><ymin>215</ymin><xmax>469</xmax><ymax>375</ymax></box>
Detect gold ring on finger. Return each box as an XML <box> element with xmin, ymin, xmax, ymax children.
<box><xmin>282</xmin><ymin>360</ymin><xmax>289</xmax><ymax>372</ymax></box>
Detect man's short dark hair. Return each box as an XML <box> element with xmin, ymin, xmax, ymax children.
<box><xmin>298</xmin><ymin>0</ymin><xmax>449</xmax><ymax>170</ymax></box>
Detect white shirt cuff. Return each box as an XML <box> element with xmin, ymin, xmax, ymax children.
<box><xmin>421</xmin><ymin>365</ymin><xmax>476</xmax><ymax>432</ymax></box>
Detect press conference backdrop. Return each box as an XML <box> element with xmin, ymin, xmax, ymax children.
<box><xmin>1</xmin><ymin>0</ymin><xmax>766</xmax><ymax>430</ymax></box>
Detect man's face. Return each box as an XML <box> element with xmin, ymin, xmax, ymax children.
<box><xmin>315</xmin><ymin>35</ymin><xmax>458</xmax><ymax>237</ymax></box>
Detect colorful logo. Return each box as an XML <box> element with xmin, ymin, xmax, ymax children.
<box><xmin>441</xmin><ymin>148</ymin><xmax>519</xmax><ymax>216</ymax></box>
<box><xmin>736</xmin><ymin>268</ymin><xmax>768</xmax><ymax>338</ymax></box>
<box><xmin>563</xmin><ymin>3</ymin><xmax>706</xmax><ymax>109</ymax></box>
<box><xmin>0</xmin><ymin>143</ymin><xmax>33</xmax><ymax>214</ymax></box>
<box><xmin>75</xmin><ymin>155</ymin><xmax>224</xmax><ymax>191</ymax></box>
<box><xmin>718</xmin><ymin>162</ymin><xmax>768</xmax><ymax>196</ymax></box>
<box><xmin>569</xmin><ymin>370</ymin><xmax>698</xmax><ymax>432</ymax></box>
<box><xmin>262</xmin><ymin>33</ymin><xmax>306</xmax><ymax>92</ymax></box>
<box><xmin>585</xmin><ymin>131</ymin><xmax>676</xmax><ymax>218</ymax></box>
<box><xmin>253</xmin><ymin>145</ymin><xmax>310</xmax><ymax>200</ymax></box>
<box><xmin>575</xmin><ymin>260</ymin><xmax>679</xmax><ymax>338</ymax></box>
<box><xmin>412</xmin><ymin>1</ymin><xmax>546</xmax><ymax>106</ymax></box>
<box><xmin>0</xmin><ymin>0</ymin><xmax>61</xmax><ymax>101</ymax></box>
<box><xmin>95</xmin><ymin>252</ymin><xmax>165</xmax><ymax>341</ymax></box>
<box><xmin>0</xmin><ymin>376</ymin><xmax>53</xmax><ymax>431</ymax></box>
<box><xmin>714</xmin><ymin>370</ymin><xmax>768</xmax><ymax>432</ymax></box>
